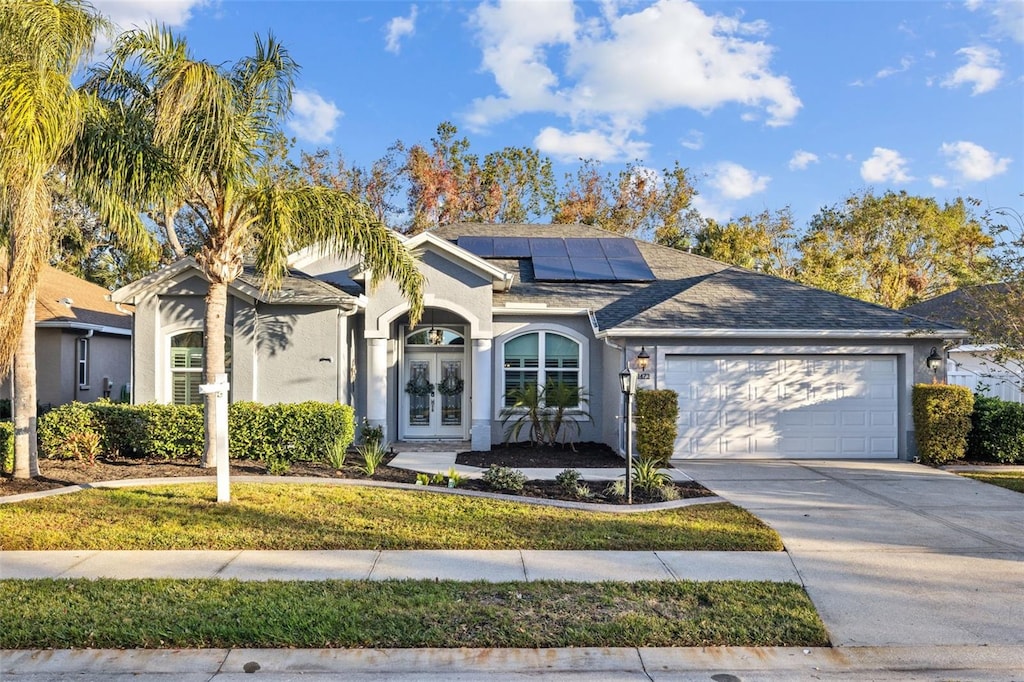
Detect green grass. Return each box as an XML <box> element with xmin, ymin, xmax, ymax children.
<box><xmin>0</xmin><ymin>579</ymin><xmax>828</xmax><ymax>649</ymax></box>
<box><xmin>0</xmin><ymin>483</ymin><xmax>780</xmax><ymax>551</ymax></box>
<box><xmin>961</xmin><ymin>471</ymin><xmax>1024</xmax><ymax>493</ymax></box>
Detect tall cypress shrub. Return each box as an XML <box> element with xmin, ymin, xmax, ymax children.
<box><xmin>636</xmin><ymin>389</ymin><xmax>679</xmax><ymax>467</ymax></box>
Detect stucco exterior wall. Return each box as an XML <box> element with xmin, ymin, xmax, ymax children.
<box><xmin>1</xmin><ymin>329</ymin><xmax>131</xmax><ymax>407</ymax></box>
<box><xmin>129</xmin><ymin>274</ymin><xmax>347</xmax><ymax>406</ymax></box>
<box><xmin>255</xmin><ymin>304</ymin><xmax>347</xmax><ymax>404</ymax></box>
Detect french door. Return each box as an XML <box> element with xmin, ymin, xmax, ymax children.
<box><xmin>401</xmin><ymin>351</ymin><xmax>467</xmax><ymax>439</ymax></box>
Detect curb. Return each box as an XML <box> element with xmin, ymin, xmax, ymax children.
<box><xmin>0</xmin><ymin>475</ymin><xmax>724</xmax><ymax>512</ymax></box>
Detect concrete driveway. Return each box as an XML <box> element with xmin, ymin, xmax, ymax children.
<box><xmin>673</xmin><ymin>460</ymin><xmax>1024</xmax><ymax>647</ymax></box>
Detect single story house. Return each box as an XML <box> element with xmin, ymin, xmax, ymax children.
<box><xmin>1</xmin><ymin>265</ymin><xmax>132</xmax><ymax>408</ymax></box>
<box><xmin>904</xmin><ymin>284</ymin><xmax>1023</xmax><ymax>403</ymax></box>
<box><xmin>111</xmin><ymin>223</ymin><xmax>965</xmax><ymax>460</ymax></box>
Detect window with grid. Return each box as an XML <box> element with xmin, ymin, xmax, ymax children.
<box><xmin>502</xmin><ymin>331</ymin><xmax>580</xmax><ymax>407</ymax></box>
<box><xmin>169</xmin><ymin>332</ymin><xmax>232</xmax><ymax>406</ymax></box>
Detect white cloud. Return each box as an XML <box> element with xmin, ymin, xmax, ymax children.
<box><xmin>679</xmin><ymin>129</ymin><xmax>703</xmax><ymax>150</ymax></box>
<box><xmin>929</xmin><ymin>175</ymin><xmax>949</xmax><ymax>188</ymax></box>
<box><xmin>91</xmin><ymin>0</ymin><xmax>211</xmax><ymax>29</ymax></box>
<box><xmin>940</xmin><ymin>140</ymin><xmax>1012</xmax><ymax>181</ymax></box>
<box><xmin>385</xmin><ymin>5</ymin><xmax>418</xmax><ymax>54</ymax></box>
<box><xmin>468</xmin><ymin>0</ymin><xmax>801</xmax><ymax>154</ymax></box>
<box><xmin>876</xmin><ymin>56</ymin><xmax>913</xmax><ymax>79</ymax></box>
<box><xmin>966</xmin><ymin>0</ymin><xmax>1024</xmax><ymax>44</ymax></box>
<box><xmin>942</xmin><ymin>45</ymin><xmax>1003</xmax><ymax>94</ymax></box>
<box><xmin>708</xmin><ymin>162</ymin><xmax>770</xmax><ymax>199</ymax></box>
<box><xmin>860</xmin><ymin>147</ymin><xmax>913</xmax><ymax>184</ymax></box>
<box><xmin>691</xmin><ymin>194</ymin><xmax>732</xmax><ymax>223</ymax></box>
<box><xmin>788</xmin><ymin>150</ymin><xmax>819</xmax><ymax>171</ymax></box>
<box><xmin>288</xmin><ymin>90</ymin><xmax>342</xmax><ymax>144</ymax></box>
<box><xmin>534</xmin><ymin>126</ymin><xmax>650</xmax><ymax>163</ymax></box>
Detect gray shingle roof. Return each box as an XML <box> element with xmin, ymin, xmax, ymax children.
<box><xmin>431</xmin><ymin>223</ymin><xmax>959</xmax><ymax>334</ymax></box>
<box><xmin>238</xmin><ymin>265</ymin><xmax>358</xmax><ymax>306</ymax></box>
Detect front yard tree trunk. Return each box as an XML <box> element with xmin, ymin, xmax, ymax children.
<box><xmin>13</xmin><ymin>290</ymin><xmax>39</xmax><ymax>479</ymax></box>
<box><xmin>202</xmin><ymin>279</ymin><xmax>229</xmax><ymax>469</ymax></box>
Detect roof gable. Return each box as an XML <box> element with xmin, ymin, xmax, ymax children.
<box><xmin>33</xmin><ymin>266</ymin><xmax>131</xmax><ymax>332</ymax></box>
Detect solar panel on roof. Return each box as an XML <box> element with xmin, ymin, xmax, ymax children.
<box><xmin>532</xmin><ymin>257</ymin><xmax>576</xmax><ymax>280</ymax></box>
<box><xmin>492</xmin><ymin>237</ymin><xmax>531</xmax><ymax>258</ymax></box>
<box><xmin>530</xmin><ymin>238</ymin><xmax>569</xmax><ymax>258</ymax></box>
<box><xmin>571</xmin><ymin>257</ymin><xmax>616</xmax><ymax>280</ymax></box>
<box><xmin>599</xmin><ymin>238</ymin><xmax>642</xmax><ymax>258</ymax></box>
<box><xmin>565</xmin><ymin>238</ymin><xmax>605</xmax><ymax>258</ymax></box>
<box><xmin>458</xmin><ymin>236</ymin><xmax>493</xmax><ymax>257</ymax></box>
<box><xmin>608</xmin><ymin>258</ymin><xmax>655</xmax><ymax>281</ymax></box>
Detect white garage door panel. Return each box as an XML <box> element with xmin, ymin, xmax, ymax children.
<box><xmin>667</xmin><ymin>355</ymin><xmax>899</xmax><ymax>459</ymax></box>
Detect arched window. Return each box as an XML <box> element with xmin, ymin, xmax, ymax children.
<box><xmin>169</xmin><ymin>332</ymin><xmax>231</xmax><ymax>405</ymax></box>
<box><xmin>502</xmin><ymin>331</ymin><xmax>581</xmax><ymax>407</ymax></box>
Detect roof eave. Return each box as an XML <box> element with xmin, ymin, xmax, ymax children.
<box><xmin>593</xmin><ymin>328</ymin><xmax>972</xmax><ymax>340</ymax></box>
<box><xmin>36</xmin><ymin>321</ymin><xmax>132</xmax><ymax>336</ymax></box>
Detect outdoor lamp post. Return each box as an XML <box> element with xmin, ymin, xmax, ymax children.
<box><xmin>619</xmin><ymin>367</ymin><xmax>637</xmax><ymax>505</ymax></box>
<box><xmin>926</xmin><ymin>347</ymin><xmax>943</xmax><ymax>382</ymax></box>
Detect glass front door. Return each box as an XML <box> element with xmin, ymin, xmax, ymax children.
<box><xmin>402</xmin><ymin>351</ymin><xmax>467</xmax><ymax>439</ymax></box>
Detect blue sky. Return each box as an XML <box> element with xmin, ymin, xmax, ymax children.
<box><xmin>92</xmin><ymin>0</ymin><xmax>1023</xmax><ymax>229</ymax></box>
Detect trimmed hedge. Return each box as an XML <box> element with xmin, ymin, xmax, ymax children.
<box><xmin>636</xmin><ymin>389</ymin><xmax>679</xmax><ymax>467</ymax></box>
<box><xmin>0</xmin><ymin>421</ymin><xmax>12</xmax><ymax>474</ymax></box>
<box><xmin>912</xmin><ymin>384</ymin><xmax>973</xmax><ymax>465</ymax></box>
<box><xmin>968</xmin><ymin>395</ymin><xmax>1024</xmax><ymax>463</ymax></box>
<box><xmin>35</xmin><ymin>400</ymin><xmax>355</xmax><ymax>464</ymax></box>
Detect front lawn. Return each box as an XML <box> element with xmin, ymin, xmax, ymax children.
<box><xmin>0</xmin><ymin>578</ymin><xmax>828</xmax><ymax>649</ymax></box>
<box><xmin>960</xmin><ymin>470</ymin><xmax>1024</xmax><ymax>493</ymax></box>
<box><xmin>0</xmin><ymin>483</ymin><xmax>780</xmax><ymax>551</ymax></box>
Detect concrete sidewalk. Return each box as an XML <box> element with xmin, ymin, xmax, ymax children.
<box><xmin>1</xmin><ymin>549</ymin><xmax>798</xmax><ymax>583</ymax></box>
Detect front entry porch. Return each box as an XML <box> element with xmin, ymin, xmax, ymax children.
<box><xmin>364</xmin><ymin>305</ymin><xmax>494</xmax><ymax>452</ymax></box>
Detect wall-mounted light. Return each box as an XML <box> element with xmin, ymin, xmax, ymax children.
<box><xmin>926</xmin><ymin>347</ymin><xmax>943</xmax><ymax>373</ymax></box>
<box><xmin>635</xmin><ymin>346</ymin><xmax>650</xmax><ymax>372</ymax></box>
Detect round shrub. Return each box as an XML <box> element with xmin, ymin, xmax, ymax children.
<box><xmin>37</xmin><ymin>402</ymin><xmax>99</xmax><ymax>459</ymax></box>
<box><xmin>482</xmin><ymin>465</ymin><xmax>527</xmax><ymax>493</ymax></box>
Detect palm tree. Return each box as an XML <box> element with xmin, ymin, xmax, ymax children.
<box><xmin>0</xmin><ymin>0</ymin><xmax>159</xmax><ymax>479</ymax></box>
<box><xmin>100</xmin><ymin>26</ymin><xmax>425</xmax><ymax>469</ymax></box>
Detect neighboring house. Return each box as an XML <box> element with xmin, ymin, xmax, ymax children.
<box><xmin>112</xmin><ymin>223</ymin><xmax>965</xmax><ymax>460</ymax></box>
<box><xmin>904</xmin><ymin>284</ymin><xmax>1023</xmax><ymax>403</ymax></box>
<box><xmin>0</xmin><ymin>266</ymin><xmax>132</xmax><ymax>408</ymax></box>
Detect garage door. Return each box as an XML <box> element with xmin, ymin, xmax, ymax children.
<box><xmin>665</xmin><ymin>355</ymin><xmax>898</xmax><ymax>459</ymax></box>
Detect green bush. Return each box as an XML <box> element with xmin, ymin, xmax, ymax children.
<box><xmin>912</xmin><ymin>384</ymin><xmax>974</xmax><ymax>465</ymax></box>
<box><xmin>482</xmin><ymin>465</ymin><xmax>527</xmax><ymax>493</ymax></box>
<box><xmin>0</xmin><ymin>421</ymin><xmax>13</xmax><ymax>474</ymax></box>
<box><xmin>32</xmin><ymin>401</ymin><xmax>355</xmax><ymax>464</ymax></box>
<box><xmin>138</xmin><ymin>403</ymin><xmax>205</xmax><ymax>459</ymax></box>
<box><xmin>969</xmin><ymin>395</ymin><xmax>1024</xmax><ymax>463</ymax></box>
<box><xmin>37</xmin><ymin>402</ymin><xmax>99</xmax><ymax>459</ymax></box>
<box><xmin>636</xmin><ymin>389</ymin><xmax>678</xmax><ymax>467</ymax></box>
<box><xmin>88</xmin><ymin>401</ymin><xmax>149</xmax><ymax>457</ymax></box>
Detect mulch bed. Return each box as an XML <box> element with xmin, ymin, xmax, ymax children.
<box><xmin>1</xmin><ymin>443</ymin><xmax>713</xmax><ymax>505</ymax></box>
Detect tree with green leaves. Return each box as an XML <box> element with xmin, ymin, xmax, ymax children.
<box><xmin>1</xmin><ymin>0</ymin><xmax>159</xmax><ymax>479</ymax></box>
<box><xmin>98</xmin><ymin>25</ymin><xmax>425</xmax><ymax>472</ymax></box>
<box><xmin>694</xmin><ymin>208</ymin><xmax>798</xmax><ymax>278</ymax></box>
<box><xmin>796</xmin><ymin>190</ymin><xmax>993</xmax><ymax>309</ymax></box>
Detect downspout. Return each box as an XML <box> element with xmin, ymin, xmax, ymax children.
<box><xmin>74</xmin><ymin>329</ymin><xmax>94</xmax><ymax>402</ymax></box>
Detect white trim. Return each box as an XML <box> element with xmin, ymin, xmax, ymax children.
<box><xmin>596</xmin><ymin>328</ymin><xmax>969</xmax><ymax>339</ymax></box>
<box><xmin>494</xmin><ymin>306</ymin><xmax>590</xmax><ymax>315</ymax></box>
<box><xmin>370</xmin><ymin>295</ymin><xmax>490</xmax><ymax>339</ymax></box>
<box><xmin>36</xmin><ymin>321</ymin><xmax>131</xmax><ymax>336</ymax></box>
<box><xmin>493</xmin><ymin>322</ymin><xmax>590</xmax><ymax>421</ymax></box>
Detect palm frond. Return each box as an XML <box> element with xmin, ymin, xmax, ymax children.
<box><xmin>252</xmin><ymin>185</ymin><xmax>425</xmax><ymax>324</ymax></box>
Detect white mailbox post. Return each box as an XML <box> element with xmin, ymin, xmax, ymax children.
<box><xmin>198</xmin><ymin>373</ymin><xmax>231</xmax><ymax>503</ymax></box>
